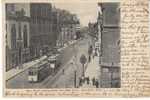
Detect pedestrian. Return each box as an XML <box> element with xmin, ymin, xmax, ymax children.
<box><xmin>79</xmin><ymin>77</ymin><xmax>82</xmax><ymax>86</ymax></box>
<box><xmin>88</xmin><ymin>45</ymin><xmax>93</xmax><ymax>63</ymax></box>
<box><xmin>88</xmin><ymin>55</ymin><xmax>91</xmax><ymax>62</ymax></box>
<box><xmin>62</xmin><ymin>69</ymin><xmax>65</xmax><ymax>75</ymax></box>
<box><xmin>92</xmin><ymin>77</ymin><xmax>95</xmax><ymax>86</ymax></box>
<box><xmin>87</xmin><ymin>76</ymin><xmax>90</xmax><ymax>84</ymax></box>
<box><xmin>95</xmin><ymin>48</ymin><xmax>97</xmax><ymax>56</ymax></box>
<box><xmin>92</xmin><ymin>49</ymin><xmax>95</xmax><ymax>59</ymax></box>
<box><xmin>95</xmin><ymin>79</ymin><xmax>99</xmax><ymax>88</ymax></box>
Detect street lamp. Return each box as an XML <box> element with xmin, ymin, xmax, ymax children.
<box><xmin>80</xmin><ymin>54</ymin><xmax>87</xmax><ymax>77</ymax></box>
<box><xmin>72</xmin><ymin>43</ymin><xmax>78</xmax><ymax>88</ymax></box>
<box><xmin>71</xmin><ymin>61</ymin><xmax>77</xmax><ymax>88</ymax></box>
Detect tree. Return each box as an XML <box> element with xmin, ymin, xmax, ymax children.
<box><xmin>80</xmin><ymin>54</ymin><xmax>87</xmax><ymax>77</ymax></box>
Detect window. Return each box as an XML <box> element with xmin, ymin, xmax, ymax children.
<box><xmin>18</xmin><ymin>23</ymin><xmax>22</xmax><ymax>39</ymax></box>
<box><xmin>23</xmin><ymin>25</ymin><xmax>28</xmax><ymax>48</ymax></box>
<box><xmin>117</xmin><ymin>39</ymin><xmax>120</xmax><ymax>46</ymax></box>
<box><xmin>11</xmin><ymin>24</ymin><xmax>16</xmax><ymax>49</ymax></box>
<box><xmin>10</xmin><ymin>4</ymin><xmax>15</xmax><ymax>12</ymax></box>
<box><xmin>102</xmin><ymin>67</ymin><xmax>109</xmax><ymax>72</ymax></box>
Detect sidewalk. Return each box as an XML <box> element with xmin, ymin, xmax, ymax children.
<box><xmin>85</xmin><ymin>56</ymin><xmax>100</xmax><ymax>80</ymax></box>
<box><xmin>80</xmin><ymin>56</ymin><xmax>100</xmax><ymax>88</ymax></box>
<box><xmin>6</xmin><ymin>56</ymin><xmax>47</xmax><ymax>81</ymax></box>
<box><xmin>57</xmin><ymin>40</ymin><xmax>77</xmax><ymax>52</ymax></box>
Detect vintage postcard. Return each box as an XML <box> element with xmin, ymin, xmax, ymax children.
<box><xmin>2</xmin><ymin>0</ymin><xmax>150</xmax><ymax>97</ymax></box>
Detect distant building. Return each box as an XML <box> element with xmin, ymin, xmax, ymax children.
<box><xmin>88</xmin><ymin>22</ymin><xmax>98</xmax><ymax>38</ymax></box>
<box><xmin>88</xmin><ymin>22</ymin><xmax>98</xmax><ymax>46</ymax></box>
<box><xmin>98</xmin><ymin>3</ymin><xmax>120</xmax><ymax>88</ymax></box>
<box><xmin>53</xmin><ymin>9</ymin><xmax>80</xmax><ymax>47</ymax></box>
<box><xmin>6</xmin><ymin>3</ymin><xmax>30</xmax><ymax>71</ymax></box>
<box><xmin>72</xmin><ymin>14</ymin><xmax>80</xmax><ymax>40</ymax></box>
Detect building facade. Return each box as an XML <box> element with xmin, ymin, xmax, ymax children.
<box><xmin>54</xmin><ymin>9</ymin><xmax>80</xmax><ymax>47</ymax></box>
<box><xmin>29</xmin><ymin>3</ymin><xmax>55</xmax><ymax>59</ymax></box>
<box><xmin>98</xmin><ymin>3</ymin><xmax>120</xmax><ymax>88</ymax></box>
<box><xmin>6</xmin><ymin>3</ymin><xmax>30</xmax><ymax>71</ymax></box>
<box><xmin>88</xmin><ymin>22</ymin><xmax>98</xmax><ymax>46</ymax></box>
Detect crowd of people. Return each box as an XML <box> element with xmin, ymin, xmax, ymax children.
<box><xmin>88</xmin><ymin>44</ymin><xmax>99</xmax><ymax>63</ymax></box>
<box><xmin>79</xmin><ymin>76</ymin><xmax>99</xmax><ymax>88</ymax></box>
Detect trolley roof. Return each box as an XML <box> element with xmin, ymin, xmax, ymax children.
<box><xmin>29</xmin><ymin>60</ymin><xmax>48</xmax><ymax>69</ymax></box>
<box><xmin>29</xmin><ymin>56</ymin><xmax>48</xmax><ymax>69</ymax></box>
<box><xmin>48</xmin><ymin>54</ymin><xmax>60</xmax><ymax>61</ymax></box>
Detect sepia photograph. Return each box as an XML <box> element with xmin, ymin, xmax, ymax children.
<box><xmin>5</xmin><ymin>2</ymin><xmax>120</xmax><ymax>89</ymax></box>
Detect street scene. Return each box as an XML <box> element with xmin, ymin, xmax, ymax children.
<box><xmin>5</xmin><ymin>2</ymin><xmax>120</xmax><ymax>88</ymax></box>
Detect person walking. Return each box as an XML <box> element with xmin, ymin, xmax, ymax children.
<box><xmin>92</xmin><ymin>49</ymin><xmax>95</xmax><ymax>59</ymax></box>
<box><xmin>88</xmin><ymin>45</ymin><xmax>93</xmax><ymax>63</ymax></box>
<box><xmin>88</xmin><ymin>55</ymin><xmax>91</xmax><ymax>62</ymax></box>
<box><xmin>95</xmin><ymin>79</ymin><xmax>99</xmax><ymax>88</ymax></box>
<box><xmin>95</xmin><ymin>48</ymin><xmax>97</xmax><ymax>56</ymax></box>
<box><xmin>79</xmin><ymin>77</ymin><xmax>82</xmax><ymax>86</ymax></box>
<box><xmin>87</xmin><ymin>76</ymin><xmax>90</xmax><ymax>85</ymax></box>
<box><xmin>62</xmin><ymin>69</ymin><xmax>65</xmax><ymax>75</ymax></box>
<box><xmin>92</xmin><ymin>77</ymin><xmax>95</xmax><ymax>86</ymax></box>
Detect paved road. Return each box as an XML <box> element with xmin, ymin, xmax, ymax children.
<box><xmin>6</xmin><ymin>36</ymin><xmax>93</xmax><ymax>88</ymax></box>
<box><xmin>48</xmin><ymin>36</ymin><xmax>92</xmax><ymax>88</ymax></box>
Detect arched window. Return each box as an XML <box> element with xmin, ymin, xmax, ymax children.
<box><xmin>23</xmin><ymin>25</ymin><xmax>28</xmax><ymax>48</ymax></box>
<box><xmin>11</xmin><ymin>24</ymin><xmax>16</xmax><ymax>49</ymax></box>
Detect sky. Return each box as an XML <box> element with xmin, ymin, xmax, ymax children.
<box><xmin>53</xmin><ymin>2</ymin><xmax>98</xmax><ymax>27</ymax></box>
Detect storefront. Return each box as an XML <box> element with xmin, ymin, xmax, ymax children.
<box><xmin>100</xmin><ymin>65</ymin><xmax>120</xmax><ymax>88</ymax></box>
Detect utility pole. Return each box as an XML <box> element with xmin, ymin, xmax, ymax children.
<box><xmin>74</xmin><ymin>70</ymin><xmax>77</xmax><ymax>88</ymax></box>
<box><xmin>73</xmin><ymin>43</ymin><xmax>77</xmax><ymax>88</ymax></box>
<box><xmin>80</xmin><ymin>54</ymin><xmax>87</xmax><ymax>77</ymax></box>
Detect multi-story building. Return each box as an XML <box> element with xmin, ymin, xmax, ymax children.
<box><xmin>6</xmin><ymin>3</ymin><xmax>56</xmax><ymax>71</ymax></box>
<box><xmin>88</xmin><ymin>22</ymin><xmax>98</xmax><ymax>46</ymax></box>
<box><xmin>5</xmin><ymin>3</ymin><xmax>80</xmax><ymax>71</ymax></box>
<box><xmin>54</xmin><ymin>9</ymin><xmax>80</xmax><ymax>47</ymax></box>
<box><xmin>88</xmin><ymin>22</ymin><xmax>98</xmax><ymax>38</ymax></box>
<box><xmin>6</xmin><ymin>3</ymin><xmax>30</xmax><ymax>71</ymax></box>
<box><xmin>98</xmin><ymin>3</ymin><xmax>120</xmax><ymax>88</ymax></box>
<box><xmin>73</xmin><ymin>15</ymin><xmax>80</xmax><ymax>40</ymax></box>
<box><xmin>29</xmin><ymin>3</ymin><xmax>55</xmax><ymax>59</ymax></box>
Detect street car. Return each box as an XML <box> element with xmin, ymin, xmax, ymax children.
<box><xmin>28</xmin><ymin>60</ymin><xmax>50</xmax><ymax>82</ymax></box>
<box><xmin>48</xmin><ymin>54</ymin><xmax>61</xmax><ymax>74</ymax></box>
